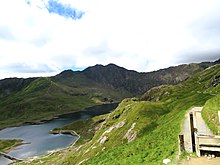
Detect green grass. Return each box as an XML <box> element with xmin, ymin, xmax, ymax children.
<box><xmin>53</xmin><ymin>116</ymin><xmax>103</xmax><ymax>145</ymax></box>
<box><xmin>25</xmin><ymin>66</ymin><xmax>220</xmax><ymax>165</ymax></box>
<box><xmin>0</xmin><ymin>139</ymin><xmax>23</xmax><ymax>153</ymax></box>
<box><xmin>12</xmin><ymin>65</ymin><xmax>220</xmax><ymax>165</ymax></box>
<box><xmin>0</xmin><ymin>76</ymin><xmax>131</xmax><ymax>129</ymax></box>
<box><xmin>80</xmin><ymin>65</ymin><xmax>220</xmax><ymax>165</ymax></box>
<box><xmin>0</xmin><ymin>63</ymin><xmax>213</xmax><ymax>130</ymax></box>
<box><xmin>202</xmin><ymin>93</ymin><xmax>220</xmax><ymax>135</ymax></box>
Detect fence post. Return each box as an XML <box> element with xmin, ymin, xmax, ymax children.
<box><xmin>218</xmin><ymin>111</ymin><xmax>220</xmax><ymax>123</ymax></box>
<box><xmin>179</xmin><ymin>134</ymin><xmax>185</xmax><ymax>153</ymax></box>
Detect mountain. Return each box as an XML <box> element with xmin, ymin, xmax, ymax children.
<box><xmin>25</xmin><ymin>63</ymin><xmax>220</xmax><ymax>164</ymax></box>
<box><xmin>84</xmin><ymin>63</ymin><xmax>200</xmax><ymax>94</ymax></box>
<box><xmin>0</xmin><ymin>60</ymin><xmax>219</xmax><ymax>128</ymax></box>
<box><xmin>55</xmin><ymin>60</ymin><xmax>220</xmax><ymax>95</ymax></box>
<box><xmin>0</xmin><ymin>77</ymin><xmax>36</xmax><ymax>98</ymax></box>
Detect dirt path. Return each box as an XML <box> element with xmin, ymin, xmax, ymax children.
<box><xmin>180</xmin><ymin>157</ymin><xmax>220</xmax><ymax>165</ymax></box>
<box><xmin>182</xmin><ymin>107</ymin><xmax>213</xmax><ymax>152</ymax></box>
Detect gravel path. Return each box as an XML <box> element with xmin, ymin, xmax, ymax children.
<box><xmin>182</xmin><ymin>107</ymin><xmax>213</xmax><ymax>152</ymax></box>
<box><xmin>193</xmin><ymin>107</ymin><xmax>213</xmax><ymax>136</ymax></box>
<box><xmin>182</xmin><ymin>111</ymin><xmax>193</xmax><ymax>152</ymax></box>
<box><xmin>180</xmin><ymin>157</ymin><xmax>220</xmax><ymax>165</ymax></box>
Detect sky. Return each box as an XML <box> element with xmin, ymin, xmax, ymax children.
<box><xmin>0</xmin><ymin>0</ymin><xmax>220</xmax><ymax>79</ymax></box>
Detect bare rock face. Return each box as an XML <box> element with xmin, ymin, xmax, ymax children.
<box><xmin>123</xmin><ymin>123</ymin><xmax>137</xmax><ymax>143</ymax></box>
<box><xmin>163</xmin><ymin>158</ymin><xmax>171</xmax><ymax>164</ymax></box>
<box><xmin>99</xmin><ymin>136</ymin><xmax>108</xmax><ymax>144</ymax></box>
<box><xmin>140</xmin><ymin>85</ymin><xmax>172</xmax><ymax>101</ymax></box>
<box><xmin>210</xmin><ymin>72</ymin><xmax>220</xmax><ymax>87</ymax></box>
<box><xmin>97</xmin><ymin>120</ymin><xmax>126</xmax><ymax>145</ymax></box>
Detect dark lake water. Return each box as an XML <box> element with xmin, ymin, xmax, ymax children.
<box><xmin>0</xmin><ymin>103</ymin><xmax>118</xmax><ymax>165</ymax></box>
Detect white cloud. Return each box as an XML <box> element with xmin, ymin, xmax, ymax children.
<box><xmin>0</xmin><ymin>0</ymin><xmax>220</xmax><ymax>79</ymax></box>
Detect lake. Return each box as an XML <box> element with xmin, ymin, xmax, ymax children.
<box><xmin>0</xmin><ymin>103</ymin><xmax>118</xmax><ymax>165</ymax></box>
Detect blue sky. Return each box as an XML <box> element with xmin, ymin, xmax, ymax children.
<box><xmin>46</xmin><ymin>0</ymin><xmax>84</xmax><ymax>19</ymax></box>
<box><xmin>0</xmin><ymin>0</ymin><xmax>220</xmax><ymax>79</ymax></box>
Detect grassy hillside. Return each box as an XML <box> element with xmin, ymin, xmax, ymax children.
<box><xmin>1</xmin><ymin>62</ymin><xmax>214</xmax><ymax>129</ymax></box>
<box><xmin>0</xmin><ymin>74</ymin><xmax>133</xmax><ymax>129</ymax></box>
<box><xmin>0</xmin><ymin>79</ymin><xmax>128</xmax><ymax>130</ymax></box>
<box><xmin>201</xmin><ymin>70</ymin><xmax>220</xmax><ymax>135</ymax></box>
<box><xmin>0</xmin><ymin>77</ymin><xmax>96</xmax><ymax>129</ymax></box>
<box><xmin>18</xmin><ymin>64</ymin><xmax>220</xmax><ymax>165</ymax></box>
<box><xmin>0</xmin><ymin>139</ymin><xmax>23</xmax><ymax>153</ymax></box>
<box><xmin>202</xmin><ymin>93</ymin><xmax>220</xmax><ymax>135</ymax></box>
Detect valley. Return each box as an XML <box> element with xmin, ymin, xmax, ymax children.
<box><xmin>0</xmin><ymin>60</ymin><xmax>220</xmax><ymax>164</ymax></box>
<box><xmin>1</xmin><ymin>61</ymin><xmax>219</xmax><ymax>129</ymax></box>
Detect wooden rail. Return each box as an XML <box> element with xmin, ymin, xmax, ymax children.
<box><xmin>195</xmin><ymin>134</ymin><xmax>220</xmax><ymax>156</ymax></box>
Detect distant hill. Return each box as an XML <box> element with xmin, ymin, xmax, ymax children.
<box><xmin>56</xmin><ymin>59</ymin><xmax>219</xmax><ymax>95</ymax></box>
<box><xmin>81</xmin><ymin>62</ymin><xmax>212</xmax><ymax>95</ymax></box>
<box><xmin>0</xmin><ymin>59</ymin><xmax>219</xmax><ymax>128</ymax></box>
<box><xmin>0</xmin><ymin>77</ymin><xmax>36</xmax><ymax>98</ymax></box>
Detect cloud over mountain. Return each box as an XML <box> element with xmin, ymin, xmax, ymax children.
<box><xmin>0</xmin><ymin>0</ymin><xmax>220</xmax><ymax>79</ymax></box>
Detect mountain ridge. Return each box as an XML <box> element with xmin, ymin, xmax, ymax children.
<box><xmin>0</xmin><ymin>60</ymin><xmax>219</xmax><ymax>128</ymax></box>
<box><xmin>1</xmin><ymin>60</ymin><xmax>220</xmax><ymax>98</ymax></box>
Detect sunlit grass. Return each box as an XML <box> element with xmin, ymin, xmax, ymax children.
<box><xmin>202</xmin><ymin>93</ymin><xmax>220</xmax><ymax>135</ymax></box>
<box><xmin>0</xmin><ymin>139</ymin><xmax>23</xmax><ymax>153</ymax></box>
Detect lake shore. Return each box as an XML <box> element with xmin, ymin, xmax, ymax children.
<box><xmin>0</xmin><ymin>103</ymin><xmax>119</xmax><ymax>164</ymax></box>
<box><xmin>0</xmin><ymin>102</ymin><xmax>119</xmax><ymax>131</ymax></box>
<box><xmin>0</xmin><ymin>139</ymin><xmax>24</xmax><ymax>154</ymax></box>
